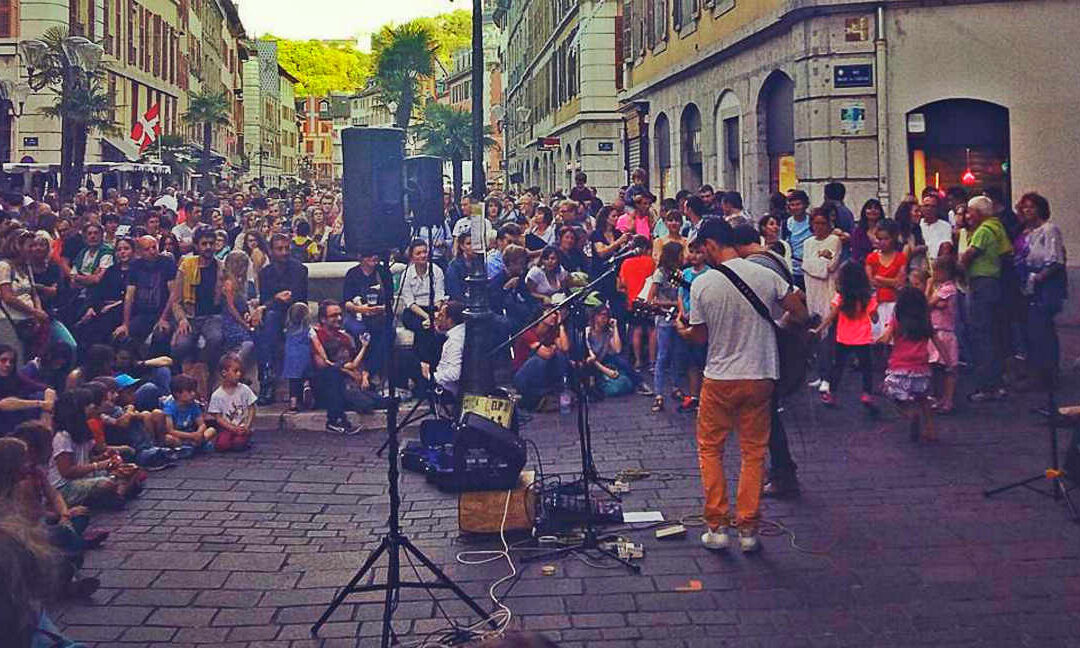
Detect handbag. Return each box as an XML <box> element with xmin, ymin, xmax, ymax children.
<box><xmin>712</xmin><ymin>263</ymin><xmax>811</xmax><ymax>397</ymax></box>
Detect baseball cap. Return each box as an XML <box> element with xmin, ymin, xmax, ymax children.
<box><xmin>114</xmin><ymin>374</ymin><xmax>144</xmax><ymax>390</ymax></box>
<box><xmin>625</xmin><ymin>185</ymin><xmax>656</xmax><ymax>205</ymax></box>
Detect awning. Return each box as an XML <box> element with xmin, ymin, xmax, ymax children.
<box><xmin>102</xmin><ymin>136</ymin><xmax>141</xmax><ymax>162</ymax></box>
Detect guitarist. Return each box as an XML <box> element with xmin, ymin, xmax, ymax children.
<box><xmin>732</xmin><ymin>224</ymin><xmax>808</xmax><ymax>498</ymax></box>
<box><xmin>674</xmin><ymin>219</ymin><xmax>806</xmax><ymax>553</ymax></box>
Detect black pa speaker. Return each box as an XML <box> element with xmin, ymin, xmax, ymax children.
<box><xmin>405</xmin><ymin>155</ymin><xmax>445</xmax><ymax>228</ymax></box>
<box><xmin>341</xmin><ymin>127</ymin><xmax>409</xmax><ymax>254</ymax></box>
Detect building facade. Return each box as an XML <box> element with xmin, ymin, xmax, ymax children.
<box><xmin>617</xmin><ymin>0</ymin><xmax>1080</xmax><ymax>263</ymax></box>
<box><xmin>299</xmin><ymin>95</ymin><xmax>340</xmax><ymax>186</ymax></box>
<box><xmin>241</xmin><ymin>40</ymin><xmax>298</xmax><ymax>188</ymax></box>
<box><xmin>498</xmin><ymin>0</ymin><xmax>623</xmax><ymax>198</ymax></box>
<box><xmin>0</xmin><ymin>0</ymin><xmax>188</xmax><ymax>166</ymax></box>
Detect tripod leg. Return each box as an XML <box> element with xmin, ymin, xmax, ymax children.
<box><xmin>381</xmin><ymin>539</ymin><xmax>400</xmax><ymax>648</ymax></box>
<box><xmin>983</xmin><ymin>474</ymin><xmax>1044</xmax><ymax>497</ymax></box>
<box><xmin>312</xmin><ymin>538</ymin><xmax>389</xmax><ymax>636</ymax></box>
<box><xmin>401</xmin><ymin>538</ymin><xmax>499</xmax><ymax>630</ymax></box>
<box><xmin>1055</xmin><ymin>479</ymin><xmax>1080</xmax><ymax>523</ymax></box>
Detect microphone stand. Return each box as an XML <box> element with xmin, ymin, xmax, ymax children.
<box><xmin>492</xmin><ymin>253</ymin><xmax>643</xmax><ymax>573</ymax></box>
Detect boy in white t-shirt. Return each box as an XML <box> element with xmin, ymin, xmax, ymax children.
<box><xmin>207</xmin><ymin>353</ymin><xmax>257</xmax><ymax>451</ymax></box>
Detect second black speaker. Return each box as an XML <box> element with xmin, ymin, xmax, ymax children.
<box><xmin>405</xmin><ymin>155</ymin><xmax>445</xmax><ymax>228</ymax></box>
<box><xmin>341</xmin><ymin>127</ymin><xmax>410</xmax><ymax>254</ymax></box>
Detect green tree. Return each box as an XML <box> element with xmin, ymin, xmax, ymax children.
<box><xmin>407</xmin><ymin>10</ymin><xmax>472</xmax><ymax>67</ymax></box>
<box><xmin>413</xmin><ymin>103</ymin><xmax>496</xmax><ymax>204</ymax></box>
<box><xmin>372</xmin><ymin>23</ymin><xmax>438</xmax><ymax>130</ymax></box>
<box><xmin>183</xmin><ymin>89</ymin><xmax>231</xmax><ymax>194</ymax></box>
<box><xmin>270</xmin><ymin>37</ymin><xmax>372</xmax><ymax>97</ymax></box>
<box><xmin>32</xmin><ymin>27</ymin><xmax>115</xmax><ymax>199</ymax></box>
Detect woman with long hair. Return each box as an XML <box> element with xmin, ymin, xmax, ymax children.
<box><xmin>851</xmin><ymin>199</ymin><xmax>884</xmax><ymax>263</ymax></box>
<box><xmin>526</xmin><ymin>246</ymin><xmax>568</xmax><ymax>303</ymax></box>
<box><xmin>758</xmin><ymin>214</ymin><xmax>792</xmax><ymax>269</ymax></box>
<box><xmin>241</xmin><ymin>230</ymin><xmax>269</xmax><ymax>298</ymax></box>
<box><xmin>893</xmin><ymin>200</ymin><xmax>927</xmax><ymax>272</ymax></box>
<box><xmin>0</xmin><ymin>229</ymin><xmax>66</xmax><ymax>358</ymax></box>
<box><xmin>221</xmin><ymin>251</ymin><xmax>256</xmax><ymax>367</ymax></box>
<box><xmin>0</xmin><ymin>344</ymin><xmax>55</xmax><ymax>430</ymax></box>
<box><xmin>446</xmin><ymin>233</ymin><xmax>474</xmax><ymax>302</ymax></box>
<box><xmin>555</xmin><ymin>226</ymin><xmax>588</xmax><ymax>274</ymax></box>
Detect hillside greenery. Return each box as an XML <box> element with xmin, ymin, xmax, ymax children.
<box><xmin>269</xmin><ymin>9</ymin><xmax>472</xmax><ymax>98</ymax></box>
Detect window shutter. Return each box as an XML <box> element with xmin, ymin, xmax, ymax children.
<box><xmin>656</xmin><ymin>0</ymin><xmax>667</xmax><ymax>43</ymax></box>
<box><xmin>621</xmin><ymin>0</ymin><xmax>632</xmax><ymax>61</ymax></box>
<box><xmin>672</xmin><ymin>0</ymin><xmax>681</xmax><ymax>31</ymax></box>
<box><xmin>0</xmin><ymin>0</ymin><xmax>15</xmax><ymax>39</ymax></box>
<box><xmin>645</xmin><ymin>0</ymin><xmax>654</xmax><ymax>50</ymax></box>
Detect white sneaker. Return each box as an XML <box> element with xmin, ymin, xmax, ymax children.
<box><xmin>738</xmin><ymin>529</ymin><xmax>761</xmax><ymax>553</ymax></box>
<box><xmin>807</xmin><ymin>378</ymin><xmax>822</xmax><ymax>388</ymax></box>
<box><xmin>817</xmin><ymin>380</ymin><xmax>831</xmax><ymax>394</ymax></box>
<box><xmin>701</xmin><ymin>527</ymin><xmax>731</xmax><ymax>550</ymax></box>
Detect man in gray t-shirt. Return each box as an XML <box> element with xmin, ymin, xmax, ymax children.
<box><xmin>675</xmin><ymin>219</ymin><xmax>806</xmax><ymax>553</ymax></box>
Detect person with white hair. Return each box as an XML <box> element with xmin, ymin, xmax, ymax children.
<box><xmin>960</xmin><ymin>194</ymin><xmax>1013</xmax><ymax>402</ymax></box>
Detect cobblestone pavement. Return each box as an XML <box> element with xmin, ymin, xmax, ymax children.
<box><xmin>56</xmin><ymin>348</ymin><xmax>1080</xmax><ymax>647</ymax></box>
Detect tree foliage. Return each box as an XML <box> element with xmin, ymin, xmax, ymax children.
<box><xmin>414</xmin><ymin>103</ymin><xmax>495</xmax><ymax>203</ymax></box>
<box><xmin>270</xmin><ymin>37</ymin><xmax>373</xmax><ymax>97</ymax></box>
<box><xmin>372</xmin><ymin>23</ymin><xmax>438</xmax><ymax>130</ymax></box>
<box><xmin>266</xmin><ymin>8</ymin><xmax>472</xmax><ymax>99</ymax></box>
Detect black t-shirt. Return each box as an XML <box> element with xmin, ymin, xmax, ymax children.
<box><xmin>61</xmin><ymin>234</ymin><xmax>85</xmax><ymax>263</ymax></box>
<box><xmin>128</xmin><ymin>256</ymin><xmax>177</xmax><ymax>317</ymax></box>
<box><xmin>194</xmin><ymin>261</ymin><xmax>220</xmax><ymax>316</ymax></box>
<box><xmin>33</xmin><ymin>262</ymin><xmax>62</xmax><ymax>312</ymax></box>
<box><xmin>342</xmin><ymin>265</ymin><xmax>383</xmax><ymax>306</ymax></box>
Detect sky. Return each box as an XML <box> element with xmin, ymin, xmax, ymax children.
<box><xmin>237</xmin><ymin>0</ymin><xmax>460</xmax><ymax>44</ymax></box>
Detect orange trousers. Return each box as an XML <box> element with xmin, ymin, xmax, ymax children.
<box><xmin>696</xmin><ymin>377</ymin><xmax>774</xmax><ymax>532</ymax></box>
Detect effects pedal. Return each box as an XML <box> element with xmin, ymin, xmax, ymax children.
<box><xmin>655</xmin><ymin>524</ymin><xmax>687</xmax><ymax>540</ymax></box>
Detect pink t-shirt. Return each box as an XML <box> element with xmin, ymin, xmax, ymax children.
<box><xmin>930</xmin><ymin>281</ymin><xmax>958</xmax><ymax>332</ymax></box>
<box><xmin>831</xmin><ymin>293</ymin><xmax>878</xmax><ymax>346</ymax></box>
<box><xmin>616</xmin><ymin>212</ymin><xmax>652</xmax><ymax>238</ymax></box>
<box><xmin>888</xmin><ymin>327</ymin><xmax>931</xmax><ymax>372</ymax></box>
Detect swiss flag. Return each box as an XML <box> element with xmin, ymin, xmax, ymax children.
<box><xmin>130</xmin><ymin>103</ymin><xmax>162</xmax><ymax>154</ymax></box>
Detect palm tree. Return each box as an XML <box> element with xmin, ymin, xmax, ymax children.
<box><xmin>183</xmin><ymin>89</ymin><xmax>232</xmax><ymax>195</ymax></box>
<box><xmin>372</xmin><ymin>23</ymin><xmax>438</xmax><ymax>130</ymax></box>
<box><xmin>413</xmin><ymin>102</ymin><xmax>496</xmax><ymax>205</ymax></box>
<box><xmin>32</xmin><ymin>27</ymin><xmax>115</xmax><ymax>199</ymax></box>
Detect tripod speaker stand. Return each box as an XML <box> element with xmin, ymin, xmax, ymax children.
<box><xmin>311</xmin><ymin>260</ymin><xmax>494</xmax><ymax>643</ymax></box>
<box><xmin>983</xmin><ymin>375</ymin><xmax>1079</xmax><ymax>523</ymax></box>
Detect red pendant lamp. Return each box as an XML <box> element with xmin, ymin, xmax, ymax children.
<box><xmin>961</xmin><ymin>147</ymin><xmax>976</xmax><ymax>186</ymax></box>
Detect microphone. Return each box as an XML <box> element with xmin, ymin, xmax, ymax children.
<box><xmin>607</xmin><ymin>238</ymin><xmax>649</xmax><ymax>264</ymax></box>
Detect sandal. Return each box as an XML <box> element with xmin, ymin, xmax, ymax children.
<box><xmin>651</xmin><ymin>396</ymin><xmax>665</xmax><ymax>412</ymax></box>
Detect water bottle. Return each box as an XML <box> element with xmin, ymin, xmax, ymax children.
<box><xmin>559</xmin><ymin>377</ymin><xmax>572</xmax><ymax>415</ymax></box>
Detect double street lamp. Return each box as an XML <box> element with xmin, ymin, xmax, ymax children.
<box><xmin>15</xmin><ymin>35</ymin><xmax>105</xmax><ymax>196</ymax></box>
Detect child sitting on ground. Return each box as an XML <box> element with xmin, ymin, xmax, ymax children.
<box><xmin>207</xmin><ymin>353</ymin><xmax>258</xmax><ymax>451</ymax></box>
<box><xmin>162</xmin><ymin>374</ymin><xmax>217</xmax><ymax>450</ymax></box>
<box><xmin>0</xmin><ymin>436</ymin><xmax>101</xmax><ymax>599</ymax></box>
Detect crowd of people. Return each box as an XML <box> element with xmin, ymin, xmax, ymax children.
<box><xmin>0</xmin><ymin>167</ymin><xmax>1067</xmax><ymax>641</ymax></box>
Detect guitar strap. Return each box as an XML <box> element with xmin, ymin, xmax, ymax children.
<box><xmin>711</xmin><ymin>263</ymin><xmax>781</xmax><ymax>335</ymax></box>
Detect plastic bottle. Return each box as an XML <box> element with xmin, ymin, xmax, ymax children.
<box><xmin>559</xmin><ymin>377</ymin><xmax>572</xmax><ymax>415</ymax></box>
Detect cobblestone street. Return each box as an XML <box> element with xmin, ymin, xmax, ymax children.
<box><xmin>56</xmin><ymin>354</ymin><xmax>1080</xmax><ymax>647</ymax></box>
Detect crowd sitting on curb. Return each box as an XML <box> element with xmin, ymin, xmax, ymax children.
<box><xmin>0</xmin><ymin>170</ymin><xmax>1066</xmax><ymax>641</ymax></box>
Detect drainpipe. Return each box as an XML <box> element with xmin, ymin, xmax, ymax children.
<box><xmin>875</xmin><ymin>4</ymin><xmax>891</xmax><ymax>215</ymax></box>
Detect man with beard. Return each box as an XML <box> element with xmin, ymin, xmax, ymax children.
<box><xmin>256</xmin><ymin>233</ymin><xmax>309</xmax><ymax>403</ymax></box>
<box><xmin>113</xmin><ymin>236</ymin><xmax>175</xmax><ymax>355</ymax></box>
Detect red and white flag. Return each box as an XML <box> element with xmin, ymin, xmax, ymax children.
<box><xmin>130</xmin><ymin>103</ymin><xmax>161</xmax><ymax>154</ymax></box>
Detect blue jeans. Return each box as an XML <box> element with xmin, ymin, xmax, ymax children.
<box><xmin>513</xmin><ymin>353</ymin><xmax>569</xmax><ymax>410</ymax></box>
<box><xmin>1026</xmin><ymin>296</ymin><xmax>1062</xmax><ymax>374</ymax></box>
<box><xmin>969</xmin><ymin>276</ymin><xmax>1004</xmax><ymax>391</ymax></box>
<box><xmin>654</xmin><ymin>324</ymin><xmax>679</xmax><ymax>395</ymax></box>
<box><xmin>258</xmin><ymin>308</ymin><xmax>286</xmax><ymax>369</ymax></box>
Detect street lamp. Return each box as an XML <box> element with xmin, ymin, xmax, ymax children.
<box><xmin>0</xmin><ymin>80</ymin><xmax>31</xmax><ymax>117</ymax></box>
<box><xmin>460</xmin><ymin>0</ymin><xmax>493</xmax><ymax>394</ymax></box>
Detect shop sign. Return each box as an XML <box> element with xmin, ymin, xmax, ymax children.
<box><xmin>840</xmin><ymin>101</ymin><xmax>867</xmax><ymax>135</ymax></box>
<box><xmin>907</xmin><ymin>113</ymin><xmax>926</xmax><ymax>134</ymax></box>
<box><xmin>834</xmin><ymin>64</ymin><xmax>873</xmax><ymax>88</ymax></box>
<box><xmin>22</xmin><ymin>137</ymin><xmax>38</xmax><ymax>148</ymax></box>
<box><xmin>536</xmin><ymin>136</ymin><xmax>561</xmax><ymax>151</ymax></box>
<box><xmin>598</xmin><ymin>141</ymin><xmax>614</xmax><ymax>152</ymax></box>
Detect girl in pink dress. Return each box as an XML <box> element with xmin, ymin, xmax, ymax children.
<box><xmin>926</xmin><ymin>255</ymin><xmax>960</xmax><ymax>414</ymax></box>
